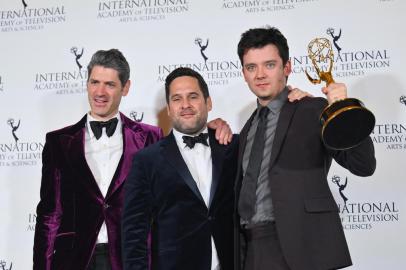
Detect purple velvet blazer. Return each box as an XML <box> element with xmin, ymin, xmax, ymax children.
<box><xmin>33</xmin><ymin>113</ymin><xmax>163</xmax><ymax>270</ymax></box>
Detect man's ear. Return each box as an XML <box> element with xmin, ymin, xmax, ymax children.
<box><xmin>206</xmin><ymin>96</ymin><xmax>212</xmax><ymax>112</ymax></box>
<box><xmin>284</xmin><ymin>60</ymin><xmax>292</xmax><ymax>76</ymax></box>
<box><xmin>122</xmin><ymin>80</ymin><xmax>131</xmax><ymax>96</ymax></box>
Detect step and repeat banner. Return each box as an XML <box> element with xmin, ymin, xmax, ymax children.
<box><xmin>1</xmin><ymin>0</ymin><xmax>405</xmax><ymax>269</ymax></box>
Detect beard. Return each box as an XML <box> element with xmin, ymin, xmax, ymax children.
<box><xmin>172</xmin><ymin>113</ymin><xmax>207</xmax><ymax>135</ymax></box>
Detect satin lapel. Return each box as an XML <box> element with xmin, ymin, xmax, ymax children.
<box><xmin>106</xmin><ymin>115</ymin><xmax>147</xmax><ymax>199</ymax></box>
<box><xmin>61</xmin><ymin>124</ymin><xmax>103</xmax><ymax>199</ymax></box>
<box><xmin>162</xmin><ymin>133</ymin><xmax>205</xmax><ymax>203</ymax></box>
<box><xmin>208</xmin><ymin>130</ymin><xmax>225</xmax><ymax>208</ymax></box>
<box><xmin>269</xmin><ymin>102</ymin><xmax>298</xmax><ymax>168</ymax></box>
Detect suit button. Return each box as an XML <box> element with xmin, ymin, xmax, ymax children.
<box><xmin>208</xmin><ymin>216</ymin><xmax>214</xmax><ymax>221</ymax></box>
<box><xmin>103</xmin><ymin>203</ymin><xmax>110</xmax><ymax>209</ymax></box>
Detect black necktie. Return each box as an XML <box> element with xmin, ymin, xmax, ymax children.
<box><xmin>182</xmin><ymin>133</ymin><xmax>209</xmax><ymax>149</ymax></box>
<box><xmin>89</xmin><ymin>118</ymin><xmax>118</xmax><ymax>140</ymax></box>
<box><xmin>238</xmin><ymin>106</ymin><xmax>270</xmax><ymax>220</ymax></box>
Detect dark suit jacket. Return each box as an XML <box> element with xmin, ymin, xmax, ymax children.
<box><xmin>33</xmin><ymin>113</ymin><xmax>163</xmax><ymax>270</ymax></box>
<box><xmin>234</xmin><ymin>97</ymin><xmax>376</xmax><ymax>270</ymax></box>
<box><xmin>122</xmin><ymin>129</ymin><xmax>239</xmax><ymax>270</ymax></box>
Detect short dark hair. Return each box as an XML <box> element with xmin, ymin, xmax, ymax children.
<box><xmin>87</xmin><ymin>49</ymin><xmax>130</xmax><ymax>86</ymax></box>
<box><xmin>165</xmin><ymin>67</ymin><xmax>209</xmax><ymax>104</ymax></box>
<box><xmin>237</xmin><ymin>26</ymin><xmax>289</xmax><ymax>66</ymax></box>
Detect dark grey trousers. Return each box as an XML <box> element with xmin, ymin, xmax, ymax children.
<box><xmin>242</xmin><ymin>223</ymin><xmax>290</xmax><ymax>270</ymax></box>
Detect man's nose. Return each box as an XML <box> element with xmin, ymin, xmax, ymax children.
<box><xmin>181</xmin><ymin>98</ymin><xmax>191</xmax><ymax>108</ymax></box>
<box><xmin>256</xmin><ymin>66</ymin><xmax>266</xmax><ymax>79</ymax></box>
<box><xmin>94</xmin><ymin>84</ymin><xmax>107</xmax><ymax>95</ymax></box>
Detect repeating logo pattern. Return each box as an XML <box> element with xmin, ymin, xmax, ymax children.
<box><xmin>291</xmin><ymin>27</ymin><xmax>391</xmax><ymax>79</ymax></box>
<box><xmin>21</xmin><ymin>0</ymin><xmax>28</xmax><ymax>9</ymax></box>
<box><xmin>97</xmin><ymin>0</ymin><xmax>189</xmax><ymax>22</ymax></box>
<box><xmin>400</xmin><ymin>95</ymin><xmax>406</xmax><ymax>107</ymax></box>
<box><xmin>195</xmin><ymin>37</ymin><xmax>209</xmax><ymax>63</ymax></box>
<box><xmin>71</xmin><ymin>47</ymin><xmax>84</xmax><ymax>70</ymax></box>
<box><xmin>371</xmin><ymin>123</ymin><xmax>406</xmax><ymax>150</ymax></box>
<box><xmin>326</xmin><ymin>27</ymin><xmax>342</xmax><ymax>54</ymax></box>
<box><xmin>0</xmin><ymin>4</ymin><xmax>66</xmax><ymax>32</ymax></box>
<box><xmin>0</xmin><ymin>260</ymin><xmax>13</xmax><ymax>270</ymax></box>
<box><xmin>7</xmin><ymin>118</ymin><xmax>20</xmax><ymax>144</ymax></box>
<box><xmin>33</xmin><ymin>47</ymin><xmax>88</xmax><ymax>95</ymax></box>
<box><xmin>332</xmin><ymin>175</ymin><xmax>348</xmax><ymax>205</ymax></box>
<box><xmin>130</xmin><ymin>111</ymin><xmax>144</xmax><ymax>122</ymax></box>
<box><xmin>0</xmin><ymin>119</ymin><xmax>43</xmax><ymax>167</ymax></box>
<box><xmin>222</xmin><ymin>0</ymin><xmax>318</xmax><ymax>13</ymax></box>
<box><xmin>157</xmin><ymin>36</ymin><xmax>242</xmax><ymax>87</ymax></box>
<box><xmin>27</xmin><ymin>212</ymin><xmax>36</xmax><ymax>231</ymax></box>
<box><xmin>332</xmin><ymin>175</ymin><xmax>400</xmax><ymax>230</ymax></box>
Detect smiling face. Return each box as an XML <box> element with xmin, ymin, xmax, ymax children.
<box><xmin>167</xmin><ymin>75</ymin><xmax>212</xmax><ymax>135</ymax></box>
<box><xmin>87</xmin><ymin>65</ymin><xmax>130</xmax><ymax>121</ymax></box>
<box><xmin>242</xmin><ymin>44</ymin><xmax>291</xmax><ymax>106</ymax></box>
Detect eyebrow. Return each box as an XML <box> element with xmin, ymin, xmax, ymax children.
<box><xmin>262</xmin><ymin>60</ymin><xmax>277</xmax><ymax>65</ymax></box>
<box><xmin>170</xmin><ymin>91</ymin><xmax>200</xmax><ymax>98</ymax></box>
<box><xmin>245</xmin><ymin>59</ymin><xmax>277</xmax><ymax>66</ymax></box>
<box><xmin>89</xmin><ymin>78</ymin><xmax>116</xmax><ymax>85</ymax></box>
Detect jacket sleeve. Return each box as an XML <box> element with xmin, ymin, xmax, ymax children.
<box><xmin>33</xmin><ymin>133</ymin><xmax>63</xmax><ymax>270</ymax></box>
<box><xmin>329</xmin><ymin>136</ymin><xmax>376</xmax><ymax>177</ymax></box>
<box><xmin>122</xmin><ymin>151</ymin><xmax>152</xmax><ymax>270</ymax></box>
<box><xmin>311</xmin><ymin>97</ymin><xmax>376</xmax><ymax>177</ymax></box>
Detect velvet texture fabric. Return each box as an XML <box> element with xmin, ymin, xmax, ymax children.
<box><xmin>33</xmin><ymin>113</ymin><xmax>163</xmax><ymax>270</ymax></box>
<box><xmin>234</xmin><ymin>97</ymin><xmax>376</xmax><ymax>270</ymax></box>
<box><xmin>122</xmin><ymin>129</ymin><xmax>239</xmax><ymax>270</ymax></box>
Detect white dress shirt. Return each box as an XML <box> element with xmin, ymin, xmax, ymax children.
<box><xmin>84</xmin><ymin>112</ymin><xmax>123</xmax><ymax>244</ymax></box>
<box><xmin>173</xmin><ymin>128</ymin><xmax>220</xmax><ymax>270</ymax></box>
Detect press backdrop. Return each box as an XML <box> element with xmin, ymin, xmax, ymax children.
<box><xmin>1</xmin><ymin>0</ymin><xmax>405</xmax><ymax>269</ymax></box>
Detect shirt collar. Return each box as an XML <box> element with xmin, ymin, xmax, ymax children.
<box><xmin>256</xmin><ymin>86</ymin><xmax>288</xmax><ymax>115</ymax></box>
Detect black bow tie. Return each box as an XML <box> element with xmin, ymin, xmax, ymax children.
<box><xmin>89</xmin><ymin>118</ymin><xmax>118</xmax><ymax>140</ymax></box>
<box><xmin>182</xmin><ymin>133</ymin><xmax>209</xmax><ymax>149</ymax></box>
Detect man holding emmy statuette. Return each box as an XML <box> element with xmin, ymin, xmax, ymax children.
<box><xmin>234</xmin><ymin>26</ymin><xmax>376</xmax><ymax>270</ymax></box>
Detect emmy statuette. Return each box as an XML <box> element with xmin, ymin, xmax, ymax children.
<box><xmin>305</xmin><ymin>38</ymin><xmax>375</xmax><ymax>150</ymax></box>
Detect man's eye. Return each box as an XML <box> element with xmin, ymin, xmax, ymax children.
<box><xmin>266</xmin><ymin>63</ymin><xmax>275</xmax><ymax>68</ymax></box>
<box><xmin>246</xmin><ymin>66</ymin><xmax>255</xmax><ymax>72</ymax></box>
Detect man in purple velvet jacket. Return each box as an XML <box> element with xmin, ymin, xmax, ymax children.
<box><xmin>33</xmin><ymin>49</ymin><xmax>164</xmax><ymax>270</ymax></box>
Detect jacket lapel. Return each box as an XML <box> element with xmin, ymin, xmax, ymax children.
<box><xmin>106</xmin><ymin>113</ymin><xmax>148</xmax><ymax>199</ymax></box>
<box><xmin>162</xmin><ymin>132</ymin><xmax>205</xmax><ymax>203</ymax></box>
<box><xmin>235</xmin><ymin>111</ymin><xmax>256</xmax><ymax>195</ymax></box>
<box><xmin>269</xmin><ymin>101</ymin><xmax>298</xmax><ymax>168</ymax></box>
<box><xmin>208</xmin><ymin>129</ymin><xmax>225</xmax><ymax>208</ymax></box>
<box><xmin>61</xmin><ymin>115</ymin><xmax>103</xmax><ymax>198</ymax></box>
<box><xmin>238</xmin><ymin>111</ymin><xmax>256</xmax><ymax>166</ymax></box>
